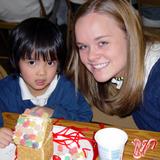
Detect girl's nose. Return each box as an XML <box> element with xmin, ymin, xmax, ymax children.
<box><xmin>37</xmin><ymin>64</ymin><xmax>46</xmax><ymax>76</ymax></box>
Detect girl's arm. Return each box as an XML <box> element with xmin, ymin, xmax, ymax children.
<box><xmin>0</xmin><ymin>127</ymin><xmax>13</xmax><ymax>148</ymax></box>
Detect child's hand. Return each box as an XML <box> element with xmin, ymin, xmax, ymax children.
<box><xmin>24</xmin><ymin>106</ymin><xmax>54</xmax><ymax>117</ymax></box>
<box><xmin>0</xmin><ymin>127</ymin><xmax>13</xmax><ymax>148</ymax></box>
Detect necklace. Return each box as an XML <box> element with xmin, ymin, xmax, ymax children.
<box><xmin>111</xmin><ymin>77</ymin><xmax>124</xmax><ymax>89</ymax></box>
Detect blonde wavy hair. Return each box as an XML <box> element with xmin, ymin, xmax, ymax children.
<box><xmin>66</xmin><ymin>0</ymin><xmax>158</xmax><ymax>117</ymax></box>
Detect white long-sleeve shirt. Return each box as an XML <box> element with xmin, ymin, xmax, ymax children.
<box><xmin>0</xmin><ymin>0</ymin><xmax>55</xmax><ymax>22</ymax></box>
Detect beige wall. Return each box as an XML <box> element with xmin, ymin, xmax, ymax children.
<box><xmin>92</xmin><ymin>106</ymin><xmax>138</xmax><ymax>129</ymax></box>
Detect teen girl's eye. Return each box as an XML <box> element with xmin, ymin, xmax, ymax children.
<box><xmin>77</xmin><ymin>44</ymin><xmax>89</xmax><ymax>53</ymax></box>
<box><xmin>98</xmin><ymin>41</ymin><xmax>109</xmax><ymax>47</ymax></box>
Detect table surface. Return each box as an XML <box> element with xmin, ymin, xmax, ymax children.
<box><xmin>2</xmin><ymin>112</ymin><xmax>160</xmax><ymax>160</ymax></box>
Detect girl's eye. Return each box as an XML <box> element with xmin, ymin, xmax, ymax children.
<box><xmin>27</xmin><ymin>60</ymin><xmax>36</xmax><ymax>65</ymax></box>
<box><xmin>47</xmin><ymin>60</ymin><xmax>56</xmax><ymax>66</ymax></box>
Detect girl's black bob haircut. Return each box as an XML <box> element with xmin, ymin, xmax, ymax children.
<box><xmin>10</xmin><ymin>17</ymin><xmax>65</xmax><ymax>74</ymax></box>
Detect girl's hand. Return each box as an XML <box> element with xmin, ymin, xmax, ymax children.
<box><xmin>24</xmin><ymin>106</ymin><xmax>54</xmax><ymax>117</ymax></box>
<box><xmin>0</xmin><ymin>127</ymin><xmax>13</xmax><ymax>148</ymax></box>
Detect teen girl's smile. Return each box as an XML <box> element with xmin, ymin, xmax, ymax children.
<box><xmin>88</xmin><ymin>61</ymin><xmax>110</xmax><ymax>71</ymax></box>
<box><xmin>75</xmin><ymin>13</ymin><xmax>128</xmax><ymax>82</ymax></box>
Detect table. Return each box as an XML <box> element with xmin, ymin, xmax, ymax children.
<box><xmin>2</xmin><ymin>112</ymin><xmax>160</xmax><ymax>159</ymax></box>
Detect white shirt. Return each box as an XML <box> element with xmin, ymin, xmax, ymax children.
<box><xmin>19</xmin><ymin>75</ymin><xmax>59</xmax><ymax>106</ymax></box>
<box><xmin>144</xmin><ymin>43</ymin><xmax>160</xmax><ymax>87</ymax></box>
<box><xmin>142</xmin><ymin>16</ymin><xmax>160</xmax><ymax>28</ymax></box>
<box><xmin>0</xmin><ymin>0</ymin><xmax>55</xmax><ymax>22</ymax></box>
<box><xmin>70</xmin><ymin>0</ymin><xmax>86</xmax><ymax>5</ymax></box>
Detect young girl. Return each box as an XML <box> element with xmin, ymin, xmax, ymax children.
<box><xmin>0</xmin><ymin>17</ymin><xmax>92</xmax><ymax>148</ymax></box>
<box><xmin>66</xmin><ymin>0</ymin><xmax>160</xmax><ymax>131</ymax></box>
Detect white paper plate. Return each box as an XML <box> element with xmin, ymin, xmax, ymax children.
<box><xmin>53</xmin><ymin>125</ymin><xmax>94</xmax><ymax>159</ymax></box>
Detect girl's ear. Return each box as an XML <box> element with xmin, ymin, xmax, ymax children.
<box><xmin>9</xmin><ymin>56</ymin><xmax>20</xmax><ymax>75</ymax></box>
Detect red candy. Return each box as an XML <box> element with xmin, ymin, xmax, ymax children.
<box><xmin>69</xmin><ymin>146</ymin><xmax>78</xmax><ymax>155</ymax></box>
<box><xmin>23</xmin><ymin>120</ymin><xmax>30</xmax><ymax>127</ymax></box>
<box><xmin>29</xmin><ymin>134</ymin><xmax>36</xmax><ymax>140</ymax></box>
<box><xmin>52</xmin><ymin>155</ymin><xmax>61</xmax><ymax>160</ymax></box>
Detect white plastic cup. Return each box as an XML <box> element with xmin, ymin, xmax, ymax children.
<box><xmin>94</xmin><ymin>127</ymin><xmax>128</xmax><ymax>160</ymax></box>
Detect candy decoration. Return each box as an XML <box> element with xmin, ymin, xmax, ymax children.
<box><xmin>69</xmin><ymin>146</ymin><xmax>78</xmax><ymax>155</ymax></box>
<box><xmin>53</xmin><ymin>127</ymin><xmax>91</xmax><ymax>158</ymax></box>
<box><xmin>13</xmin><ymin>113</ymin><xmax>53</xmax><ymax>160</ymax></box>
<box><xmin>132</xmin><ymin>138</ymin><xmax>158</xmax><ymax>159</ymax></box>
<box><xmin>58</xmin><ymin>144</ymin><xmax>63</xmax><ymax>152</ymax></box>
<box><xmin>13</xmin><ymin>113</ymin><xmax>51</xmax><ymax>149</ymax></box>
<box><xmin>52</xmin><ymin>126</ymin><xmax>98</xmax><ymax>160</ymax></box>
<box><xmin>53</xmin><ymin>155</ymin><xmax>61</xmax><ymax>160</ymax></box>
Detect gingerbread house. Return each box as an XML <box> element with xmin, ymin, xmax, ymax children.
<box><xmin>13</xmin><ymin>113</ymin><xmax>53</xmax><ymax>160</ymax></box>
